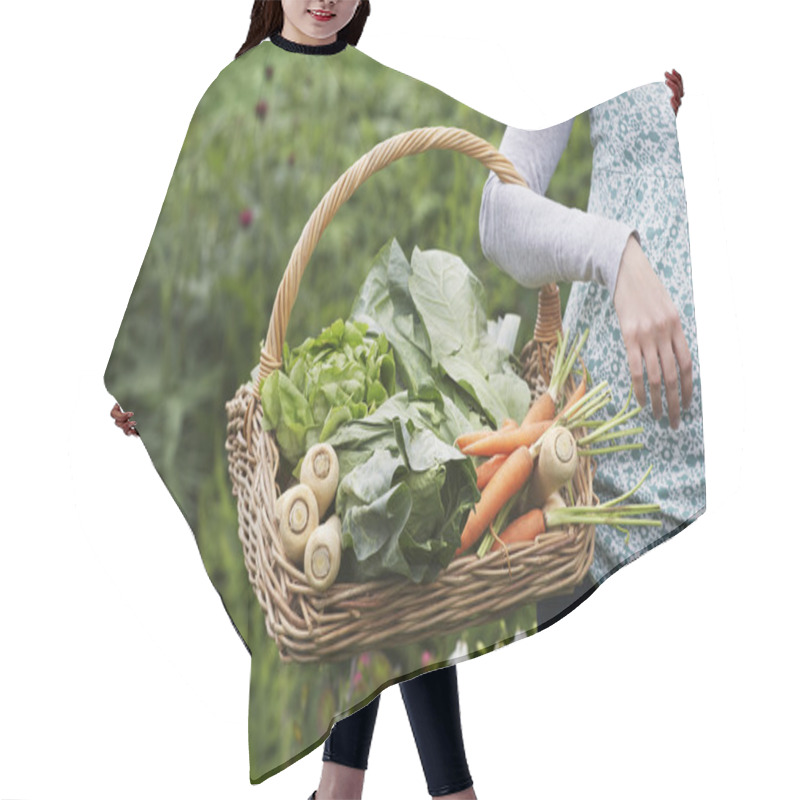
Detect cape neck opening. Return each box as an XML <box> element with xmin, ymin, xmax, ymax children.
<box><xmin>270</xmin><ymin>31</ymin><xmax>348</xmax><ymax>56</ymax></box>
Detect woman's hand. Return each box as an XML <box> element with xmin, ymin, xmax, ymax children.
<box><xmin>111</xmin><ymin>402</ymin><xmax>139</xmax><ymax>436</ymax></box>
<box><xmin>613</xmin><ymin>235</ymin><xmax>693</xmax><ymax>429</ymax></box>
<box><xmin>665</xmin><ymin>69</ymin><xmax>684</xmax><ymax>115</ymax></box>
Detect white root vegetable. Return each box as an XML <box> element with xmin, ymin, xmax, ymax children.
<box><xmin>300</xmin><ymin>443</ymin><xmax>339</xmax><ymax>517</ymax></box>
<box><xmin>527</xmin><ymin>426</ymin><xmax>578</xmax><ymax>509</ymax></box>
<box><xmin>542</xmin><ymin>491</ymin><xmax>566</xmax><ymax>514</ymax></box>
<box><xmin>304</xmin><ymin>515</ymin><xmax>342</xmax><ymax>592</ymax></box>
<box><xmin>542</xmin><ymin>491</ymin><xmax>567</xmax><ymax>535</ymax></box>
<box><xmin>278</xmin><ymin>484</ymin><xmax>319</xmax><ymax>566</ymax></box>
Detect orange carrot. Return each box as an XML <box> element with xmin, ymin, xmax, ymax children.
<box><xmin>476</xmin><ymin>454</ymin><xmax>508</xmax><ymax>489</ymax></box>
<box><xmin>522</xmin><ymin>391</ymin><xmax>556</xmax><ymax>426</ymax></box>
<box><xmin>462</xmin><ymin>420</ymin><xmax>552</xmax><ymax>457</ymax></box>
<box><xmin>455</xmin><ymin>418</ymin><xmax>517</xmax><ymax>451</ymax></box>
<box><xmin>455</xmin><ymin>430</ymin><xmax>492</xmax><ymax>450</ymax></box>
<box><xmin>455</xmin><ymin>446</ymin><xmax>533</xmax><ymax>555</ymax></box>
<box><xmin>556</xmin><ymin>371</ymin><xmax>587</xmax><ymax>420</ymax></box>
<box><xmin>490</xmin><ymin>508</ymin><xmax>546</xmax><ymax>551</ymax></box>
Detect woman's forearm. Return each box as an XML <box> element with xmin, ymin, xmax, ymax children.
<box><xmin>479</xmin><ymin>123</ymin><xmax>639</xmax><ymax>299</ymax></box>
<box><xmin>479</xmin><ymin>176</ymin><xmax>635</xmax><ymax>296</ymax></box>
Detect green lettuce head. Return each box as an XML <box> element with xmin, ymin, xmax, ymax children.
<box><xmin>260</xmin><ymin>318</ymin><xmax>396</xmax><ymax>476</ymax></box>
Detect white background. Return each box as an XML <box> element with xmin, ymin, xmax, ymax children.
<box><xmin>1</xmin><ymin>1</ymin><xmax>797</xmax><ymax>798</ymax></box>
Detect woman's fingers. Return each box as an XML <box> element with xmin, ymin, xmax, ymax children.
<box><xmin>630</xmin><ymin>334</ymin><xmax>686</xmax><ymax>430</ymax></box>
<box><xmin>111</xmin><ymin>402</ymin><xmax>139</xmax><ymax>436</ymax></box>
<box><xmin>646</xmin><ymin>309</ymin><xmax>693</xmax><ymax>428</ymax></box>
<box><xmin>625</xmin><ymin>341</ymin><xmax>648</xmax><ymax>411</ymax></box>
<box><xmin>665</xmin><ymin>69</ymin><xmax>684</xmax><ymax>115</ymax></box>
<box><xmin>627</xmin><ymin>325</ymin><xmax>690</xmax><ymax>429</ymax></box>
<box><xmin>665</xmin><ymin>69</ymin><xmax>683</xmax><ymax>92</ymax></box>
<box><xmin>657</xmin><ymin>338</ymin><xmax>682</xmax><ymax>429</ymax></box>
<box><xmin>642</xmin><ymin>341</ymin><xmax>664</xmax><ymax>422</ymax></box>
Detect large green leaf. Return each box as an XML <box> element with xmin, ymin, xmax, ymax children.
<box><xmin>408</xmin><ymin>246</ymin><xmax>489</xmax><ymax>362</ymax></box>
<box><xmin>407</xmin><ymin>246</ymin><xmax>531</xmax><ymax>426</ymax></box>
<box><xmin>350</xmin><ymin>239</ymin><xmax>439</xmax><ymax>401</ymax></box>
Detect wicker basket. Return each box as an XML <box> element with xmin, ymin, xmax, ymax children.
<box><xmin>225</xmin><ymin>127</ymin><xmax>595</xmax><ymax>663</ymax></box>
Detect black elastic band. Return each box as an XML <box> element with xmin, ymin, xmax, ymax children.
<box><xmin>270</xmin><ymin>32</ymin><xmax>347</xmax><ymax>56</ymax></box>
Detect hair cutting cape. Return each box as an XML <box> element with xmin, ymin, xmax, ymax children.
<box><xmin>104</xmin><ymin>37</ymin><xmax>705</xmax><ymax>782</ymax></box>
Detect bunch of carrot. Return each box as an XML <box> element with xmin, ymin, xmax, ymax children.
<box><xmin>452</xmin><ymin>329</ymin><xmax>660</xmax><ymax>561</ymax></box>
<box><xmin>455</xmin><ymin>328</ymin><xmax>590</xmax><ymax>464</ymax></box>
<box><xmin>483</xmin><ymin>465</ymin><xmax>661</xmax><ymax>557</ymax></box>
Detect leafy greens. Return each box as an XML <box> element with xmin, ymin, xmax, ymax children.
<box><xmin>327</xmin><ymin>239</ymin><xmax>531</xmax><ymax>583</ymax></box>
<box><xmin>260</xmin><ymin>237</ymin><xmax>532</xmax><ymax>583</ymax></box>
<box><xmin>326</xmin><ymin>395</ymin><xmax>480</xmax><ymax>584</ymax></box>
<box><xmin>351</xmin><ymin>239</ymin><xmax>530</xmax><ymax>428</ymax></box>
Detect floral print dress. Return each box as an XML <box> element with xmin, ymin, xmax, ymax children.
<box><xmin>561</xmin><ymin>80</ymin><xmax>706</xmax><ymax>585</ymax></box>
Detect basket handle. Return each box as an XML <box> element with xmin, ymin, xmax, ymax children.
<box><xmin>533</xmin><ymin>282</ymin><xmax>563</xmax><ymax>344</ymax></box>
<box><xmin>245</xmin><ymin>126</ymin><xmax>559</xmax><ymax>438</ymax></box>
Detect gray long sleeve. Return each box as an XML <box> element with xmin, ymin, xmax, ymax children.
<box><xmin>479</xmin><ymin>120</ymin><xmax>638</xmax><ymax>300</ymax></box>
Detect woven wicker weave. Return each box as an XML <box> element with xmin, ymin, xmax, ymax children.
<box><xmin>225</xmin><ymin>127</ymin><xmax>595</xmax><ymax>663</ymax></box>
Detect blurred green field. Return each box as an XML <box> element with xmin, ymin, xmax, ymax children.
<box><xmin>105</xmin><ymin>44</ymin><xmax>593</xmax><ymax>777</ymax></box>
